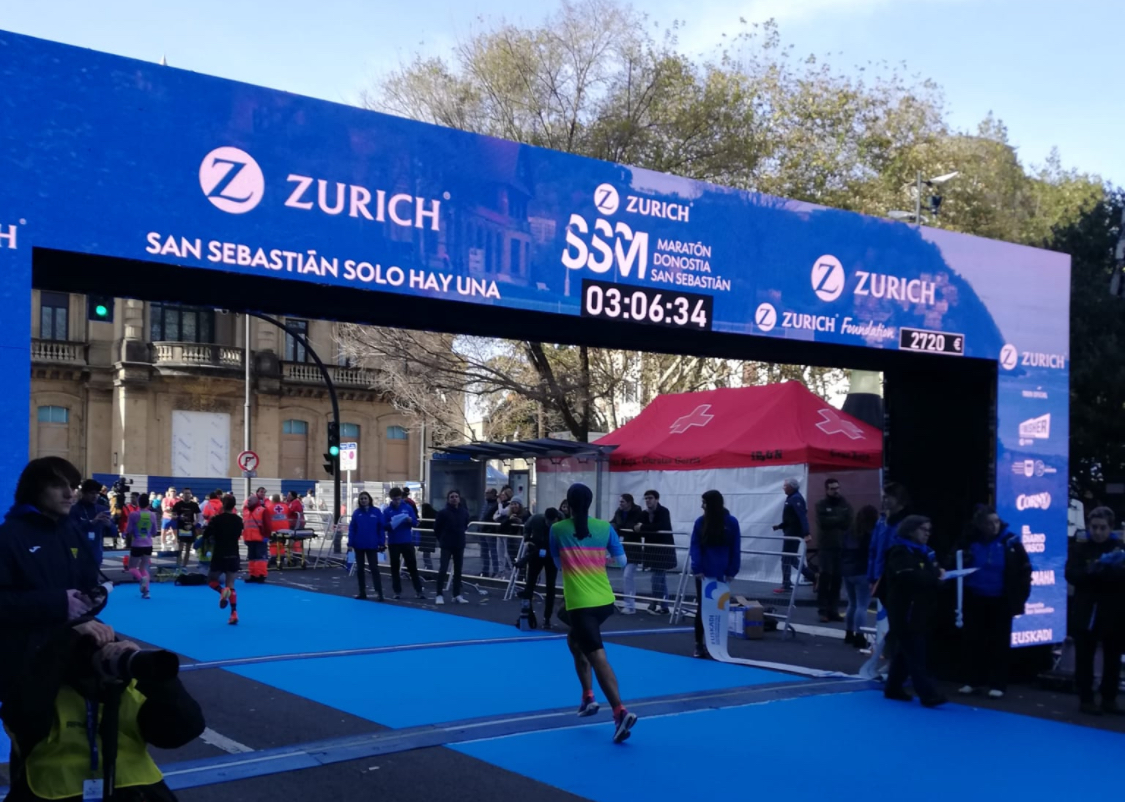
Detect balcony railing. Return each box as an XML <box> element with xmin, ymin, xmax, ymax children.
<box><xmin>153</xmin><ymin>342</ymin><xmax>244</xmax><ymax>369</ymax></box>
<box><xmin>282</xmin><ymin>361</ymin><xmax>378</xmax><ymax>387</ymax></box>
<box><xmin>32</xmin><ymin>339</ymin><xmax>88</xmax><ymax>365</ymax></box>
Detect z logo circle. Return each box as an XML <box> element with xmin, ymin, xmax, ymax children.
<box><xmin>999</xmin><ymin>344</ymin><xmax>1018</xmax><ymax>371</ymax></box>
<box><xmin>594</xmin><ymin>183</ymin><xmax>620</xmax><ymax>216</ymax></box>
<box><xmin>755</xmin><ymin>303</ymin><xmax>777</xmax><ymax>332</ymax></box>
<box><xmin>811</xmin><ymin>255</ymin><xmax>845</xmax><ymax>302</ymax></box>
<box><xmin>199</xmin><ymin>147</ymin><xmax>265</xmax><ymax>214</ymax></box>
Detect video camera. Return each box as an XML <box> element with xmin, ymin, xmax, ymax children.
<box><xmin>89</xmin><ymin>645</ymin><xmax>179</xmax><ymax>684</ymax></box>
<box><xmin>110</xmin><ymin>475</ymin><xmax>131</xmax><ymax>503</ymax></box>
<box><xmin>75</xmin><ymin>585</ymin><xmax>180</xmax><ymax>684</ymax></box>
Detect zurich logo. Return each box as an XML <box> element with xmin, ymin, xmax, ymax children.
<box><xmin>199</xmin><ymin>147</ymin><xmax>265</xmax><ymax>214</ymax></box>
<box><xmin>593</xmin><ymin>183</ymin><xmax>620</xmax><ymax>216</ymax></box>
<box><xmin>999</xmin><ymin>343</ymin><xmax>1018</xmax><ymax>371</ymax></box>
<box><xmin>755</xmin><ymin>302</ymin><xmax>778</xmax><ymax>332</ymax></box>
<box><xmin>811</xmin><ymin>255</ymin><xmax>845</xmax><ymax>302</ymax></box>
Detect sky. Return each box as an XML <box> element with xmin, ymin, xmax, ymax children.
<box><xmin>2</xmin><ymin>0</ymin><xmax>1121</xmax><ymax>184</ymax></box>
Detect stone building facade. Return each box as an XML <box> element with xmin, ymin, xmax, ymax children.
<box><xmin>30</xmin><ymin>291</ymin><xmax>420</xmax><ymax>485</ymax></box>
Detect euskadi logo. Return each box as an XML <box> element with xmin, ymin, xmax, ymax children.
<box><xmin>755</xmin><ymin>303</ymin><xmax>778</xmax><ymax>332</ymax></box>
<box><xmin>703</xmin><ymin>580</ymin><xmax>730</xmax><ymax>611</ymax></box>
<box><xmin>999</xmin><ymin>344</ymin><xmax>1018</xmax><ymax>371</ymax></box>
<box><xmin>811</xmin><ymin>255</ymin><xmax>845</xmax><ymax>302</ymax></box>
<box><xmin>199</xmin><ymin>147</ymin><xmax>265</xmax><ymax>214</ymax></box>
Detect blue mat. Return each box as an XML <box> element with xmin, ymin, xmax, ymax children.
<box><xmin>229</xmin><ymin>640</ymin><xmax>796</xmax><ymax>728</ymax></box>
<box><xmin>100</xmin><ymin>583</ymin><xmax>520</xmax><ymax>661</ymax></box>
<box><xmin>454</xmin><ymin>691</ymin><xmax>1121</xmax><ymax>801</ymax></box>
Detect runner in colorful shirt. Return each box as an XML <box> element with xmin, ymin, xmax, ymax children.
<box><xmin>550</xmin><ymin>482</ymin><xmax>637</xmax><ymax>744</ymax></box>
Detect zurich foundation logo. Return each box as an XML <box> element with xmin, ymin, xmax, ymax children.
<box><xmin>811</xmin><ymin>255</ymin><xmax>845</xmax><ymax>302</ymax></box>
<box><xmin>199</xmin><ymin>147</ymin><xmax>265</xmax><ymax>214</ymax></box>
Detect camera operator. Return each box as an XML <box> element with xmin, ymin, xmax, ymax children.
<box><xmin>1</xmin><ymin>594</ymin><xmax>204</xmax><ymax>802</ymax></box>
<box><xmin>0</xmin><ymin>457</ymin><xmax>105</xmax><ymax>705</ymax></box>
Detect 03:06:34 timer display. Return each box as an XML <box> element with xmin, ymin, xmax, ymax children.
<box><xmin>581</xmin><ymin>279</ymin><xmax>713</xmax><ymax>330</ymax></box>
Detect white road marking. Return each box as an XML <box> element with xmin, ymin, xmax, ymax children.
<box><xmin>200</xmin><ymin>727</ymin><xmax>254</xmax><ymax>754</ymax></box>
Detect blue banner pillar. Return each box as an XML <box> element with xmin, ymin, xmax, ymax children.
<box><xmin>0</xmin><ymin>217</ymin><xmax>31</xmax><ymax>508</ymax></box>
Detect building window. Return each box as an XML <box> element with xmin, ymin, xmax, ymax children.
<box><xmin>280</xmin><ymin>419</ymin><xmax>309</xmax><ymax>479</ymax></box>
<box><xmin>36</xmin><ymin>405</ymin><xmax>70</xmax><ymax>460</ymax></box>
<box><xmin>386</xmin><ymin>425</ymin><xmax>408</xmax><ymax>440</ymax></box>
<box><xmin>340</xmin><ymin>423</ymin><xmax>360</xmax><ymax>438</ymax></box>
<box><xmin>284</xmin><ymin>319</ymin><xmax>309</xmax><ymax>362</ymax></box>
<box><xmin>40</xmin><ymin>292</ymin><xmax>69</xmax><ymax>341</ymax></box>
<box><xmin>151</xmin><ymin>303</ymin><xmax>214</xmax><ymax>343</ymax></box>
<box><xmin>37</xmin><ymin>405</ymin><xmax>69</xmax><ymax>424</ymax></box>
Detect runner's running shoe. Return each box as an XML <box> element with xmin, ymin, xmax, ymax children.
<box><xmin>612</xmin><ymin>709</ymin><xmax>637</xmax><ymax>743</ymax></box>
<box><xmin>577</xmin><ymin>697</ymin><xmax>600</xmax><ymax>717</ymax></box>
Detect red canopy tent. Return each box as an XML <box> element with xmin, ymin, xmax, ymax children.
<box><xmin>595</xmin><ymin>382</ymin><xmax>882</xmax><ymax>471</ymax></box>
<box><xmin>536</xmin><ymin>383</ymin><xmax>883</xmax><ymax>583</ymax></box>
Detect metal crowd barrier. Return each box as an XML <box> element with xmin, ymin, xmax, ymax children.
<box><xmin>329</xmin><ymin>519</ymin><xmax>808</xmax><ymax>640</ymax></box>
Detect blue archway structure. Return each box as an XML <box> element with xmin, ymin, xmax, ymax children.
<box><xmin>0</xmin><ymin>31</ymin><xmax>1069</xmax><ymax>647</ymax></box>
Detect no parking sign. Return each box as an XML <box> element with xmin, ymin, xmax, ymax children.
<box><xmin>340</xmin><ymin>442</ymin><xmax>358</xmax><ymax>472</ymax></box>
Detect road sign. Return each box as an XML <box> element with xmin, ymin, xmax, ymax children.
<box><xmin>340</xmin><ymin>442</ymin><xmax>358</xmax><ymax>471</ymax></box>
<box><xmin>236</xmin><ymin>450</ymin><xmax>260</xmax><ymax>473</ymax></box>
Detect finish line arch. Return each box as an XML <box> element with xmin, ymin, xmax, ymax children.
<box><xmin>0</xmin><ymin>30</ymin><xmax>1069</xmax><ymax>646</ymax></box>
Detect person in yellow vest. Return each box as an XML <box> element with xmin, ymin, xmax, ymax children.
<box><xmin>242</xmin><ymin>495</ymin><xmax>269</xmax><ymax>583</ymax></box>
<box><xmin>1</xmin><ymin>624</ymin><xmax>204</xmax><ymax>802</ymax></box>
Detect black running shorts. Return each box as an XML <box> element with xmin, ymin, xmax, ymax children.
<box><xmin>130</xmin><ymin>546</ymin><xmax>153</xmax><ymax>558</ymax></box>
<box><xmin>558</xmin><ymin>603</ymin><xmax>614</xmax><ymax>654</ymax></box>
<box><xmin>210</xmin><ymin>556</ymin><xmax>241</xmax><ymax>575</ymax></box>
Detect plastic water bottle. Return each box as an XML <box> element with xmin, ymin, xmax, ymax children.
<box><xmin>345</xmin><ymin>549</ymin><xmax>355</xmax><ymax>574</ymax></box>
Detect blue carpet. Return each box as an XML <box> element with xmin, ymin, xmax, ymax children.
<box><xmin>228</xmin><ymin>640</ymin><xmax>796</xmax><ymax>728</ymax></box>
<box><xmin>99</xmin><ymin>583</ymin><xmax>520</xmax><ymax>660</ymax></box>
<box><xmin>454</xmin><ymin>691</ymin><xmax>1120</xmax><ymax>801</ymax></box>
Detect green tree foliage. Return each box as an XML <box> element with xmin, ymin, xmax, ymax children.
<box><xmin>349</xmin><ymin>0</ymin><xmax>1105</xmax><ymax>445</ymax></box>
<box><xmin>1059</xmin><ymin>189</ymin><xmax>1125</xmax><ymax>500</ymax></box>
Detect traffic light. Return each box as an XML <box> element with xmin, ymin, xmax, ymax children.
<box><xmin>87</xmin><ymin>295</ymin><xmax>114</xmax><ymax>323</ymax></box>
<box><xmin>324</xmin><ymin>420</ymin><xmax>340</xmax><ymax>476</ymax></box>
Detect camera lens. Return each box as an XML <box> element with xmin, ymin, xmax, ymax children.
<box><xmin>121</xmin><ymin>649</ymin><xmax>179</xmax><ymax>683</ymax></box>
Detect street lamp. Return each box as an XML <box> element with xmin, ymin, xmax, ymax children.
<box><xmin>889</xmin><ymin>170</ymin><xmax>960</xmax><ymax>224</ymax></box>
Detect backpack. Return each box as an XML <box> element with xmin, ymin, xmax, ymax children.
<box><xmin>175</xmin><ymin>572</ymin><xmax>209</xmax><ymax>586</ymax></box>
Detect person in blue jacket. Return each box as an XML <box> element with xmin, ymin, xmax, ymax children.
<box><xmin>954</xmin><ymin>506</ymin><xmax>1032</xmax><ymax>699</ymax></box>
<box><xmin>69</xmin><ymin>479</ymin><xmax>115</xmax><ymax>566</ymax></box>
<box><xmin>385</xmin><ymin>487</ymin><xmax>425</xmax><ymax>600</ymax></box>
<box><xmin>348</xmin><ymin>491</ymin><xmax>386</xmax><ymax>601</ymax></box>
<box><xmin>868</xmin><ymin>482</ymin><xmax>912</xmax><ymax>598</ymax></box>
<box><xmin>690</xmin><ymin>490</ymin><xmax>741</xmax><ymax>658</ymax></box>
